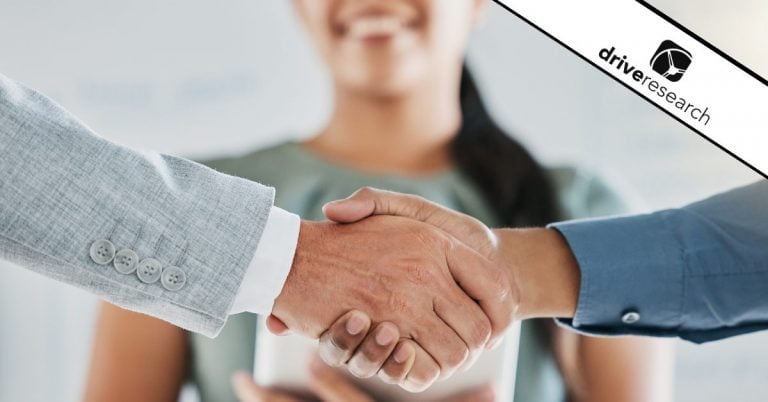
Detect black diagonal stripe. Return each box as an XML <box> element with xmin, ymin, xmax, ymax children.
<box><xmin>489</xmin><ymin>0</ymin><xmax>768</xmax><ymax>180</ymax></box>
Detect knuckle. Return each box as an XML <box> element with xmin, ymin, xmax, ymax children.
<box><xmin>359</xmin><ymin>350</ymin><xmax>386</xmax><ymax>372</ymax></box>
<box><xmin>414</xmin><ymin>227</ymin><xmax>447</xmax><ymax>250</ymax></box>
<box><xmin>408</xmin><ymin>368</ymin><xmax>439</xmax><ymax>389</ymax></box>
<box><xmin>357</xmin><ymin>186</ymin><xmax>376</xmax><ymax>196</ymax></box>
<box><xmin>361</xmin><ymin>276</ymin><xmax>397</xmax><ymax>316</ymax></box>
<box><xmin>445</xmin><ymin>346</ymin><xmax>469</xmax><ymax>369</ymax></box>
<box><xmin>381</xmin><ymin>356</ymin><xmax>410</xmax><ymax>382</ymax></box>
<box><xmin>407</xmin><ymin>325</ymin><xmax>424</xmax><ymax>346</ymax></box>
<box><xmin>471</xmin><ymin>319</ymin><xmax>492</xmax><ymax>347</ymax></box>
<box><xmin>386</xmin><ymin>290</ymin><xmax>410</xmax><ymax>315</ymax></box>
<box><xmin>360</xmin><ymin>343</ymin><xmax>383</xmax><ymax>361</ymax></box>
<box><xmin>408</xmin><ymin>264</ymin><xmax>437</xmax><ymax>286</ymax></box>
<box><xmin>489</xmin><ymin>268</ymin><xmax>512</xmax><ymax>302</ymax></box>
<box><xmin>378</xmin><ymin>370</ymin><xmax>400</xmax><ymax>384</ymax></box>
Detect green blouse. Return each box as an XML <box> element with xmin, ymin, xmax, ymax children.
<box><xmin>189</xmin><ymin>142</ymin><xmax>626</xmax><ymax>402</ymax></box>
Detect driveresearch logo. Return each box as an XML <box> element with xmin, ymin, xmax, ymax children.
<box><xmin>599</xmin><ymin>42</ymin><xmax>711</xmax><ymax>126</ymax></box>
<box><xmin>650</xmin><ymin>40</ymin><xmax>692</xmax><ymax>82</ymax></box>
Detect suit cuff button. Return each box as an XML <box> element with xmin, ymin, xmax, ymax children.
<box><xmin>89</xmin><ymin>239</ymin><xmax>116</xmax><ymax>265</ymax></box>
<box><xmin>161</xmin><ymin>266</ymin><xmax>186</xmax><ymax>291</ymax></box>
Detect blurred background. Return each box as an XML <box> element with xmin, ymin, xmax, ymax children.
<box><xmin>0</xmin><ymin>0</ymin><xmax>765</xmax><ymax>401</ymax></box>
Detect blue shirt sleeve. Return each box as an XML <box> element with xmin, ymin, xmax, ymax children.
<box><xmin>550</xmin><ymin>180</ymin><xmax>768</xmax><ymax>343</ymax></box>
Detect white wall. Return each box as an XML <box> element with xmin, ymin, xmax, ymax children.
<box><xmin>0</xmin><ymin>1</ymin><xmax>765</xmax><ymax>401</ymax></box>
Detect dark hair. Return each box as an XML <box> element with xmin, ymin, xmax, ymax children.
<box><xmin>451</xmin><ymin>65</ymin><xmax>561</xmax><ymax>227</ymax></box>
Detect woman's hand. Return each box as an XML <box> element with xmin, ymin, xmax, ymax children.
<box><xmin>231</xmin><ymin>358</ymin><xmax>495</xmax><ymax>402</ymax></box>
<box><xmin>232</xmin><ymin>372</ymin><xmax>304</xmax><ymax>402</ymax></box>
<box><xmin>231</xmin><ymin>357</ymin><xmax>374</xmax><ymax>402</ymax></box>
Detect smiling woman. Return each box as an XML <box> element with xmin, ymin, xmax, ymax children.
<box><xmin>296</xmin><ymin>0</ymin><xmax>479</xmax><ymax>101</ymax></box>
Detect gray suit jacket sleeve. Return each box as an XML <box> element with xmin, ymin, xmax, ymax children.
<box><xmin>0</xmin><ymin>74</ymin><xmax>275</xmax><ymax>337</ymax></box>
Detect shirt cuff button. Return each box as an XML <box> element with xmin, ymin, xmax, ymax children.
<box><xmin>621</xmin><ymin>310</ymin><xmax>641</xmax><ymax>324</ymax></box>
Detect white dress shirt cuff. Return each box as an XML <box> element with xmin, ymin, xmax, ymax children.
<box><xmin>230</xmin><ymin>206</ymin><xmax>300</xmax><ymax>315</ymax></box>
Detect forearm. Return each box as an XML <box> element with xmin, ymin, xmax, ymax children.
<box><xmin>563</xmin><ymin>332</ymin><xmax>675</xmax><ymax>402</ymax></box>
<box><xmin>0</xmin><ymin>73</ymin><xmax>276</xmax><ymax>337</ymax></box>
<box><xmin>551</xmin><ymin>181</ymin><xmax>768</xmax><ymax>342</ymax></box>
<box><xmin>84</xmin><ymin>303</ymin><xmax>187</xmax><ymax>402</ymax></box>
<box><xmin>492</xmin><ymin>228</ymin><xmax>580</xmax><ymax>320</ymax></box>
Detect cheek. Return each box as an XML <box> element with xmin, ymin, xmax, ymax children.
<box><xmin>423</xmin><ymin>1</ymin><xmax>475</xmax><ymax>61</ymax></box>
<box><xmin>295</xmin><ymin>1</ymin><xmax>336</xmax><ymax>56</ymax></box>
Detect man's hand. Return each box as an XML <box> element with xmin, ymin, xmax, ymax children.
<box><xmin>269</xmin><ymin>215</ymin><xmax>514</xmax><ymax>389</ymax></box>
<box><xmin>317</xmin><ymin>188</ymin><xmax>581</xmax><ymax>384</ymax></box>
<box><xmin>322</xmin><ymin>187</ymin><xmax>580</xmax><ymax>321</ymax></box>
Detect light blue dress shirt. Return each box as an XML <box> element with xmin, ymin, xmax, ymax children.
<box><xmin>552</xmin><ymin>180</ymin><xmax>768</xmax><ymax>343</ymax></box>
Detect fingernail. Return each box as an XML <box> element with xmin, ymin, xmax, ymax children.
<box><xmin>375</xmin><ymin>327</ymin><xmax>395</xmax><ymax>346</ymax></box>
<box><xmin>346</xmin><ymin>312</ymin><xmax>366</xmax><ymax>335</ymax></box>
<box><xmin>394</xmin><ymin>343</ymin><xmax>412</xmax><ymax>364</ymax></box>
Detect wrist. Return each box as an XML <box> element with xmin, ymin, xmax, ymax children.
<box><xmin>271</xmin><ymin>220</ymin><xmax>322</xmax><ymax>334</ymax></box>
<box><xmin>492</xmin><ymin>228</ymin><xmax>579</xmax><ymax>320</ymax></box>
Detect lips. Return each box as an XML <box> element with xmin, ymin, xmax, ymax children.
<box><xmin>346</xmin><ymin>15</ymin><xmax>410</xmax><ymax>39</ymax></box>
<box><xmin>335</xmin><ymin>2</ymin><xmax>419</xmax><ymax>40</ymax></box>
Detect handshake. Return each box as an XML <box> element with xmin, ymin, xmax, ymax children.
<box><xmin>269</xmin><ymin>188</ymin><xmax>582</xmax><ymax>392</ymax></box>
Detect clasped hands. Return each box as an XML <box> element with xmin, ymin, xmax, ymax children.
<box><xmin>268</xmin><ymin>188</ymin><xmax>581</xmax><ymax>393</ymax></box>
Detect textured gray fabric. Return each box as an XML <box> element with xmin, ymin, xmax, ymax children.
<box><xmin>0</xmin><ymin>74</ymin><xmax>275</xmax><ymax>337</ymax></box>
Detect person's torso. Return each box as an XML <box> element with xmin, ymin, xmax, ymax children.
<box><xmin>189</xmin><ymin>141</ymin><xmax>626</xmax><ymax>402</ymax></box>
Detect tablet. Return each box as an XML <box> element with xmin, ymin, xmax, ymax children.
<box><xmin>254</xmin><ymin>318</ymin><xmax>520</xmax><ymax>401</ymax></box>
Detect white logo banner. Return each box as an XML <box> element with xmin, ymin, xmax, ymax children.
<box><xmin>495</xmin><ymin>0</ymin><xmax>767</xmax><ymax>177</ymax></box>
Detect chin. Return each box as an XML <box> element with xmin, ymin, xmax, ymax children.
<box><xmin>336</xmin><ymin>58</ymin><xmax>428</xmax><ymax>99</ymax></box>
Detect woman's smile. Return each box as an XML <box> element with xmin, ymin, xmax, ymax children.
<box><xmin>334</xmin><ymin>1</ymin><xmax>421</xmax><ymax>46</ymax></box>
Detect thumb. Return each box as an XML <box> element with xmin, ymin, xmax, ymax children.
<box><xmin>323</xmin><ymin>187</ymin><xmax>497</xmax><ymax>258</ymax></box>
<box><xmin>322</xmin><ymin>195</ymin><xmax>375</xmax><ymax>223</ymax></box>
<box><xmin>322</xmin><ymin>187</ymin><xmax>420</xmax><ymax>224</ymax></box>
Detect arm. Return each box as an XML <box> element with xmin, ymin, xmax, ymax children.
<box><xmin>553</xmin><ymin>325</ymin><xmax>674</xmax><ymax>402</ymax></box>
<box><xmin>83</xmin><ymin>302</ymin><xmax>187</xmax><ymax>402</ymax></box>
<box><xmin>0</xmin><ymin>74</ymin><xmax>514</xmax><ymax>385</ymax></box>
<box><xmin>487</xmin><ymin>228</ymin><xmax>675</xmax><ymax>401</ymax></box>
<box><xmin>0</xmin><ymin>73</ymin><xmax>277</xmax><ymax>337</ymax></box>
<box><xmin>551</xmin><ymin>180</ymin><xmax>768</xmax><ymax>342</ymax></box>
<box><xmin>321</xmin><ymin>182</ymin><xmax>768</xmax><ymax>344</ymax></box>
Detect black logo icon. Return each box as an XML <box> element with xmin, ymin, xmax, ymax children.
<box><xmin>650</xmin><ymin>40</ymin><xmax>692</xmax><ymax>82</ymax></box>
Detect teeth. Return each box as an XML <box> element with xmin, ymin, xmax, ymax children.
<box><xmin>347</xmin><ymin>16</ymin><xmax>405</xmax><ymax>38</ymax></box>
